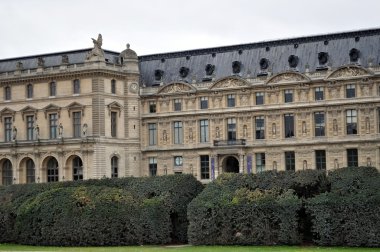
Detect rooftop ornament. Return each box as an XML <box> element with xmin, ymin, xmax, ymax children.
<box><xmin>86</xmin><ymin>34</ymin><xmax>105</xmax><ymax>61</ymax></box>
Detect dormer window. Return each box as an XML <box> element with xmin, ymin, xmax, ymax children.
<box><xmin>288</xmin><ymin>55</ymin><xmax>299</xmax><ymax>68</ymax></box>
<box><xmin>154</xmin><ymin>69</ymin><xmax>164</xmax><ymax>81</ymax></box>
<box><xmin>318</xmin><ymin>52</ymin><xmax>329</xmax><ymax>65</ymax></box>
<box><xmin>349</xmin><ymin>48</ymin><xmax>360</xmax><ymax>62</ymax></box>
<box><xmin>232</xmin><ymin>61</ymin><xmax>241</xmax><ymax>74</ymax></box>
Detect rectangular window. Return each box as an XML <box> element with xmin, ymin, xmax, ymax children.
<box><xmin>227</xmin><ymin>94</ymin><xmax>235</xmax><ymax>107</ymax></box>
<box><xmin>174</xmin><ymin>121</ymin><xmax>183</xmax><ymax>144</ymax></box>
<box><xmin>200</xmin><ymin>97</ymin><xmax>208</xmax><ymax>109</ymax></box>
<box><xmin>149</xmin><ymin>101</ymin><xmax>156</xmax><ymax>113</ymax></box>
<box><xmin>315</xmin><ymin>150</ymin><xmax>326</xmax><ymax>170</ymax></box>
<box><xmin>284</xmin><ymin>90</ymin><xmax>293</xmax><ymax>103</ymax></box>
<box><xmin>4</xmin><ymin>87</ymin><xmax>11</xmax><ymax>101</ymax></box>
<box><xmin>49</xmin><ymin>113</ymin><xmax>58</xmax><ymax>139</ymax></box>
<box><xmin>50</xmin><ymin>82</ymin><xmax>56</xmax><ymax>96</ymax></box>
<box><xmin>200</xmin><ymin>155</ymin><xmax>210</xmax><ymax>179</ymax></box>
<box><xmin>347</xmin><ymin>149</ymin><xmax>358</xmax><ymax>167</ymax></box>
<box><xmin>346</xmin><ymin>84</ymin><xmax>356</xmax><ymax>98</ymax></box>
<box><xmin>149</xmin><ymin>157</ymin><xmax>157</xmax><ymax>176</ymax></box>
<box><xmin>111</xmin><ymin>112</ymin><xmax>117</xmax><ymax>137</ymax></box>
<box><xmin>111</xmin><ymin>79</ymin><xmax>116</xmax><ymax>94</ymax></box>
<box><xmin>26</xmin><ymin>115</ymin><xmax>34</xmax><ymax>140</ymax></box>
<box><xmin>174</xmin><ymin>99</ymin><xmax>182</xmax><ymax>111</ymax></box>
<box><xmin>314</xmin><ymin>112</ymin><xmax>325</xmax><ymax>137</ymax></box>
<box><xmin>4</xmin><ymin>117</ymin><xmax>12</xmax><ymax>142</ymax></box>
<box><xmin>285</xmin><ymin>151</ymin><xmax>295</xmax><ymax>171</ymax></box>
<box><xmin>256</xmin><ymin>92</ymin><xmax>264</xmax><ymax>105</ymax></box>
<box><xmin>256</xmin><ymin>153</ymin><xmax>266</xmax><ymax>173</ymax></box>
<box><xmin>227</xmin><ymin>118</ymin><xmax>236</xmax><ymax>141</ymax></box>
<box><xmin>346</xmin><ymin>109</ymin><xmax>357</xmax><ymax>135</ymax></box>
<box><xmin>284</xmin><ymin>114</ymin><xmax>295</xmax><ymax>138</ymax></box>
<box><xmin>27</xmin><ymin>84</ymin><xmax>33</xmax><ymax>99</ymax></box>
<box><xmin>73</xmin><ymin>112</ymin><xmax>81</xmax><ymax>138</ymax></box>
<box><xmin>73</xmin><ymin>79</ymin><xmax>80</xmax><ymax>94</ymax></box>
<box><xmin>315</xmin><ymin>87</ymin><xmax>324</xmax><ymax>100</ymax></box>
<box><xmin>255</xmin><ymin>116</ymin><xmax>265</xmax><ymax>139</ymax></box>
<box><xmin>148</xmin><ymin>123</ymin><xmax>157</xmax><ymax>146</ymax></box>
<box><xmin>199</xmin><ymin>119</ymin><xmax>209</xmax><ymax>143</ymax></box>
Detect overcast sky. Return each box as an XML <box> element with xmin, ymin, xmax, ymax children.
<box><xmin>0</xmin><ymin>0</ymin><xmax>379</xmax><ymax>59</ymax></box>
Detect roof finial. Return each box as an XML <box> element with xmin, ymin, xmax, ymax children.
<box><xmin>127</xmin><ymin>43</ymin><xmax>130</xmax><ymax>49</ymax></box>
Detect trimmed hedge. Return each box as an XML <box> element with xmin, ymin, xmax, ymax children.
<box><xmin>306</xmin><ymin>167</ymin><xmax>380</xmax><ymax>247</ymax></box>
<box><xmin>187</xmin><ymin>170</ymin><xmax>327</xmax><ymax>245</ymax></box>
<box><xmin>0</xmin><ymin>174</ymin><xmax>203</xmax><ymax>246</ymax></box>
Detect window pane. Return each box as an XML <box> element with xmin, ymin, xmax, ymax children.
<box><xmin>284</xmin><ymin>90</ymin><xmax>293</xmax><ymax>103</ymax></box>
<box><xmin>200</xmin><ymin>155</ymin><xmax>210</xmax><ymax>179</ymax></box>
<box><xmin>200</xmin><ymin>119</ymin><xmax>209</xmax><ymax>142</ymax></box>
<box><xmin>148</xmin><ymin>123</ymin><xmax>157</xmax><ymax>145</ymax></box>
<box><xmin>256</xmin><ymin>153</ymin><xmax>265</xmax><ymax>173</ymax></box>
<box><xmin>149</xmin><ymin>157</ymin><xmax>157</xmax><ymax>176</ymax></box>
<box><xmin>111</xmin><ymin>156</ymin><xmax>118</xmax><ymax>178</ymax></box>
<box><xmin>73</xmin><ymin>112</ymin><xmax>81</xmax><ymax>138</ymax></box>
<box><xmin>174</xmin><ymin>121</ymin><xmax>183</xmax><ymax>144</ymax></box>
<box><xmin>227</xmin><ymin>94</ymin><xmax>235</xmax><ymax>107</ymax></box>
<box><xmin>200</xmin><ymin>97</ymin><xmax>208</xmax><ymax>109</ymax></box>
<box><xmin>4</xmin><ymin>117</ymin><xmax>12</xmax><ymax>142</ymax></box>
<box><xmin>47</xmin><ymin>158</ymin><xmax>59</xmax><ymax>182</ymax></box>
<box><xmin>49</xmin><ymin>114</ymin><xmax>58</xmax><ymax>139</ymax></box>
<box><xmin>314</xmin><ymin>112</ymin><xmax>325</xmax><ymax>137</ymax></box>
<box><xmin>73</xmin><ymin>157</ymin><xmax>83</xmax><ymax>181</ymax></box>
<box><xmin>256</xmin><ymin>92</ymin><xmax>264</xmax><ymax>105</ymax></box>
<box><xmin>315</xmin><ymin>87</ymin><xmax>324</xmax><ymax>100</ymax></box>
<box><xmin>111</xmin><ymin>112</ymin><xmax>117</xmax><ymax>137</ymax></box>
<box><xmin>284</xmin><ymin>114</ymin><xmax>294</xmax><ymax>138</ymax></box>
<box><xmin>255</xmin><ymin>116</ymin><xmax>265</xmax><ymax>139</ymax></box>
<box><xmin>315</xmin><ymin>150</ymin><xmax>326</xmax><ymax>170</ymax></box>
<box><xmin>26</xmin><ymin>115</ymin><xmax>34</xmax><ymax>140</ymax></box>
<box><xmin>285</xmin><ymin>151</ymin><xmax>295</xmax><ymax>171</ymax></box>
<box><xmin>347</xmin><ymin>149</ymin><xmax>358</xmax><ymax>167</ymax></box>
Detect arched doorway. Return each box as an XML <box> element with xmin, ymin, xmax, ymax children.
<box><xmin>223</xmin><ymin>156</ymin><xmax>239</xmax><ymax>173</ymax></box>
<box><xmin>26</xmin><ymin>159</ymin><xmax>35</xmax><ymax>183</ymax></box>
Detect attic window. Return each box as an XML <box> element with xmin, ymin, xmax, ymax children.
<box><xmin>349</xmin><ymin>48</ymin><xmax>360</xmax><ymax>62</ymax></box>
<box><xmin>154</xmin><ymin>69</ymin><xmax>164</xmax><ymax>81</ymax></box>
<box><xmin>355</xmin><ymin>36</ymin><xmax>360</xmax><ymax>42</ymax></box>
<box><xmin>259</xmin><ymin>58</ymin><xmax>269</xmax><ymax>70</ymax></box>
<box><xmin>205</xmin><ymin>64</ymin><xmax>215</xmax><ymax>76</ymax></box>
<box><xmin>288</xmin><ymin>55</ymin><xmax>299</xmax><ymax>68</ymax></box>
<box><xmin>179</xmin><ymin>67</ymin><xmax>189</xmax><ymax>78</ymax></box>
<box><xmin>294</xmin><ymin>43</ymin><xmax>299</xmax><ymax>49</ymax></box>
<box><xmin>318</xmin><ymin>52</ymin><xmax>329</xmax><ymax>65</ymax></box>
<box><xmin>265</xmin><ymin>46</ymin><xmax>270</xmax><ymax>51</ymax></box>
<box><xmin>212</xmin><ymin>53</ymin><xmax>216</xmax><ymax>58</ymax></box>
<box><xmin>238</xmin><ymin>50</ymin><xmax>243</xmax><ymax>55</ymax></box>
<box><xmin>161</xmin><ymin>58</ymin><xmax>165</xmax><ymax>63</ymax></box>
<box><xmin>186</xmin><ymin>55</ymin><xmax>191</xmax><ymax>60</ymax></box>
<box><xmin>324</xmin><ymin>40</ymin><xmax>329</xmax><ymax>45</ymax></box>
<box><xmin>232</xmin><ymin>61</ymin><xmax>241</xmax><ymax>74</ymax></box>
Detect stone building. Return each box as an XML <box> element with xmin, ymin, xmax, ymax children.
<box><xmin>1</xmin><ymin>28</ymin><xmax>380</xmax><ymax>185</ymax></box>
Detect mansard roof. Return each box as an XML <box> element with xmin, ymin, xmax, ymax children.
<box><xmin>1</xmin><ymin>28</ymin><xmax>380</xmax><ymax>88</ymax></box>
<box><xmin>139</xmin><ymin>28</ymin><xmax>380</xmax><ymax>86</ymax></box>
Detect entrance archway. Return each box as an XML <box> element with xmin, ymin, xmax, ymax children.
<box><xmin>223</xmin><ymin>156</ymin><xmax>239</xmax><ymax>173</ymax></box>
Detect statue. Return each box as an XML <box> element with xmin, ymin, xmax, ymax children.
<box><xmin>86</xmin><ymin>34</ymin><xmax>105</xmax><ymax>61</ymax></box>
<box><xmin>37</xmin><ymin>57</ymin><xmax>45</xmax><ymax>67</ymax></box>
<box><xmin>58</xmin><ymin>123</ymin><xmax>63</xmax><ymax>137</ymax></box>
<box><xmin>12</xmin><ymin>126</ymin><xmax>17</xmax><ymax>141</ymax></box>
<box><xmin>163</xmin><ymin>130</ymin><xmax>167</xmax><ymax>142</ymax></box>
<box><xmin>34</xmin><ymin>124</ymin><xmax>40</xmax><ymax>140</ymax></box>
<box><xmin>82</xmin><ymin>123</ymin><xmax>88</xmax><ymax>137</ymax></box>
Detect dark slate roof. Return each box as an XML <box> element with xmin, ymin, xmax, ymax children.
<box><xmin>138</xmin><ymin>28</ymin><xmax>380</xmax><ymax>86</ymax></box>
<box><xmin>0</xmin><ymin>49</ymin><xmax>120</xmax><ymax>73</ymax></box>
<box><xmin>1</xmin><ymin>28</ymin><xmax>380</xmax><ymax>87</ymax></box>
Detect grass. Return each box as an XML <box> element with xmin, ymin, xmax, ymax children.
<box><xmin>0</xmin><ymin>244</ymin><xmax>379</xmax><ymax>252</ymax></box>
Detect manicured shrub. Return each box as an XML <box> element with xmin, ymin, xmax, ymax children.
<box><xmin>0</xmin><ymin>174</ymin><xmax>203</xmax><ymax>245</ymax></box>
<box><xmin>306</xmin><ymin>167</ymin><xmax>380</xmax><ymax>247</ymax></box>
<box><xmin>187</xmin><ymin>170</ymin><xmax>327</xmax><ymax>245</ymax></box>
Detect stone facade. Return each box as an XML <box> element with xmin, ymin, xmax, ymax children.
<box><xmin>1</xmin><ymin>29</ymin><xmax>380</xmax><ymax>185</ymax></box>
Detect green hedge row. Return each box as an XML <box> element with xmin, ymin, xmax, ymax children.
<box><xmin>306</xmin><ymin>167</ymin><xmax>380</xmax><ymax>247</ymax></box>
<box><xmin>187</xmin><ymin>170</ymin><xmax>328</xmax><ymax>245</ymax></box>
<box><xmin>0</xmin><ymin>174</ymin><xmax>204</xmax><ymax>246</ymax></box>
<box><xmin>188</xmin><ymin>168</ymin><xmax>380</xmax><ymax>247</ymax></box>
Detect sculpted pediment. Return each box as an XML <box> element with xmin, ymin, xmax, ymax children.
<box><xmin>326</xmin><ymin>65</ymin><xmax>373</xmax><ymax>80</ymax></box>
<box><xmin>20</xmin><ymin>106</ymin><xmax>38</xmax><ymax>120</ymax></box>
<box><xmin>0</xmin><ymin>107</ymin><xmax>16</xmax><ymax>121</ymax></box>
<box><xmin>67</xmin><ymin>102</ymin><xmax>85</xmax><ymax>117</ymax></box>
<box><xmin>107</xmin><ymin>101</ymin><xmax>123</xmax><ymax>116</ymax></box>
<box><xmin>209</xmin><ymin>76</ymin><xmax>249</xmax><ymax>90</ymax></box>
<box><xmin>266</xmin><ymin>72</ymin><xmax>310</xmax><ymax>85</ymax></box>
<box><xmin>157</xmin><ymin>82</ymin><xmax>196</xmax><ymax>95</ymax></box>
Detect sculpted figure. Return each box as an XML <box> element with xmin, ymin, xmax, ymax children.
<box><xmin>82</xmin><ymin>123</ymin><xmax>88</xmax><ymax>137</ymax></box>
<box><xmin>58</xmin><ymin>123</ymin><xmax>63</xmax><ymax>137</ymax></box>
<box><xmin>34</xmin><ymin>124</ymin><xmax>40</xmax><ymax>139</ymax></box>
<box><xmin>12</xmin><ymin>126</ymin><xmax>17</xmax><ymax>141</ymax></box>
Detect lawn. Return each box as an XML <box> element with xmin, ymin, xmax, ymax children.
<box><xmin>0</xmin><ymin>244</ymin><xmax>379</xmax><ymax>252</ymax></box>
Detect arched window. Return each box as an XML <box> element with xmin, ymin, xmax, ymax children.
<box><xmin>47</xmin><ymin>158</ymin><xmax>59</xmax><ymax>182</ymax></box>
<box><xmin>111</xmin><ymin>79</ymin><xmax>116</xmax><ymax>94</ymax></box>
<box><xmin>26</xmin><ymin>84</ymin><xmax>33</xmax><ymax>99</ymax></box>
<box><xmin>111</xmin><ymin>156</ymin><xmax>118</xmax><ymax>178</ymax></box>
<box><xmin>26</xmin><ymin>159</ymin><xmax>35</xmax><ymax>183</ymax></box>
<box><xmin>73</xmin><ymin>157</ymin><xmax>83</xmax><ymax>181</ymax></box>
<box><xmin>49</xmin><ymin>81</ymin><xmax>56</xmax><ymax>96</ymax></box>
<box><xmin>2</xmin><ymin>160</ymin><xmax>13</xmax><ymax>186</ymax></box>
<box><xmin>73</xmin><ymin>79</ymin><xmax>80</xmax><ymax>94</ymax></box>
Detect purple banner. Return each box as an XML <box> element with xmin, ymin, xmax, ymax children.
<box><xmin>211</xmin><ymin>157</ymin><xmax>215</xmax><ymax>180</ymax></box>
<box><xmin>247</xmin><ymin>155</ymin><xmax>252</xmax><ymax>174</ymax></box>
